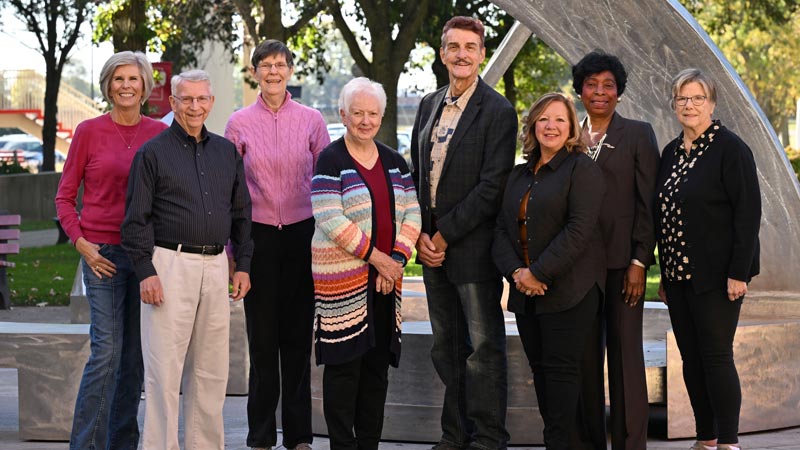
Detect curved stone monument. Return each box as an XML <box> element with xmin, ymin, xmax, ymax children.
<box><xmin>307</xmin><ymin>0</ymin><xmax>800</xmax><ymax>443</ymax></box>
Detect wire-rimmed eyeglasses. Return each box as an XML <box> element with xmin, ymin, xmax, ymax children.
<box><xmin>173</xmin><ymin>95</ymin><xmax>212</xmax><ymax>106</ymax></box>
<box><xmin>674</xmin><ymin>95</ymin><xmax>707</xmax><ymax>107</ymax></box>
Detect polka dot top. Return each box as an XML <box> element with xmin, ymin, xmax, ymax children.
<box><xmin>657</xmin><ymin>120</ymin><xmax>721</xmax><ymax>281</ymax></box>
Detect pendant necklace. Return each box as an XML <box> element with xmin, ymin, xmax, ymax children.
<box><xmin>112</xmin><ymin>116</ymin><xmax>143</xmax><ymax>149</ymax></box>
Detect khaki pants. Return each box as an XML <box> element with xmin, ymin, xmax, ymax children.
<box><xmin>141</xmin><ymin>246</ymin><xmax>230</xmax><ymax>450</ymax></box>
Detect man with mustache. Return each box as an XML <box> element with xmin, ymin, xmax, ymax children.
<box><xmin>410</xmin><ymin>15</ymin><xmax>518</xmax><ymax>450</ymax></box>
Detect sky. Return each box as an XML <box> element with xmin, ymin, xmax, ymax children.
<box><xmin>2</xmin><ymin>8</ymin><xmax>120</xmax><ymax>83</ymax></box>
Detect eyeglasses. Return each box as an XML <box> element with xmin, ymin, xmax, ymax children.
<box><xmin>256</xmin><ymin>62</ymin><xmax>290</xmax><ymax>71</ymax></box>
<box><xmin>674</xmin><ymin>95</ymin><xmax>707</xmax><ymax>107</ymax></box>
<box><xmin>173</xmin><ymin>95</ymin><xmax>212</xmax><ymax>105</ymax></box>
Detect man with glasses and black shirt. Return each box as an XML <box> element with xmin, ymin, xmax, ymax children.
<box><xmin>122</xmin><ymin>69</ymin><xmax>253</xmax><ymax>450</ymax></box>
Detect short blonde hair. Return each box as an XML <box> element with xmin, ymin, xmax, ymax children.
<box><xmin>669</xmin><ymin>68</ymin><xmax>717</xmax><ymax>109</ymax></box>
<box><xmin>99</xmin><ymin>51</ymin><xmax>155</xmax><ymax>105</ymax></box>
<box><xmin>521</xmin><ymin>93</ymin><xmax>586</xmax><ymax>159</ymax></box>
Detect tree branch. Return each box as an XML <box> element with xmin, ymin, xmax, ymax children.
<box><xmin>326</xmin><ymin>0</ymin><xmax>371</xmax><ymax>75</ymax></box>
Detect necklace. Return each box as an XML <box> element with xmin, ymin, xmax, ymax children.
<box><xmin>587</xmin><ymin>132</ymin><xmax>607</xmax><ymax>161</ymax></box>
<box><xmin>111</xmin><ymin>116</ymin><xmax>143</xmax><ymax>149</ymax></box>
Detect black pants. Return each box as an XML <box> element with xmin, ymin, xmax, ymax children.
<box><xmin>516</xmin><ymin>286</ymin><xmax>601</xmax><ymax>450</ymax></box>
<box><xmin>245</xmin><ymin>219</ymin><xmax>315</xmax><ymax>449</ymax></box>
<box><xmin>664</xmin><ymin>280</ymin><xmax>742</xmax><ymax>445</ymax></box>
<box><xmin>323</xmin><ymin>290</ymin><xmax>393</xmax><ymax>450</ymax></box>
<box><xmin>577</xmin><ymin>268</ymin><xmax>649</xmax><ymax>450</ymax></box>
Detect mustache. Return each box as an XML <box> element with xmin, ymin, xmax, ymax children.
<box><xmin>455</xmin><ymin>58</ymin><xmax>471</xmax><ymax>65</ymax></box>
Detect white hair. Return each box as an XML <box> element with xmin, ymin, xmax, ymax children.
<box><xmin>171</xmin><ymin>69</ymin><xmax>213</xmax><ymax>95</ymax></box>
<box><xmin>338</xmin><ymin>77</ymin><xmax>386</xmax><ymax>116</ymax></box>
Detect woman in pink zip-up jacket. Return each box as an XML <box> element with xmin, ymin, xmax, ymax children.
<box><xmin>224</xmin><ymin>40</ymin><xmax>330</xmax><ymax>450</ymax></box>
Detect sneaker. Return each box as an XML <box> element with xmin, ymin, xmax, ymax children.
<box><xmin>430</xmin><ymin>443</ymin><xmax>463</xmax><ymax>450</ymax></box>
<box><xmin>293</xmin><ymin>444</ymin><xmax>312</xmax><ymax>450</ymax></box>
<box><xmin>690</xmin><ymin>442</ymin><xmax>717</xmax><ymax>450</ymax></box>
<box><xmin>717</xmin><ymin>446</ymin><xmax>741</xmax><ymax>450</ymax></box>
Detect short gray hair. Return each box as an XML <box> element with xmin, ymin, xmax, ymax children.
<box><xmin>171</xmin><ymin>69</ymin><xmax>213</xmax><ymax>96</ymax></box>
<box><xmin>99</xmin><ymin>51</ymin><xmax>155</xmax><ymax>105</ymax></box>
<box><xmin>338</xmin><ymin>77</ymin><xmax>386</xmax><ymax>116</ymax></box>
<box><xmin>670</xmin><ymin>68</ymin><xmax>717</xmax><ymax>109</ymax></box>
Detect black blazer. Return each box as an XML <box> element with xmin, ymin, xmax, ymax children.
<box><xmin>588</xmin><ymin>112</ymin><xmax>660</xmax><ymax>269</ymax></box>
<box><xmin>655</xmin><ymin>124</ymin><xmax>761</xmax><ymax>293</ymax></box>
<box><xmin>493</xmin><ymin>148</ymin><xmax>606</xmax><ymax>315</ymax></box>
<box><xmin>411</xmin><ymin>78</ymin><xmax>518</xmax><ymax>283</ymax></box>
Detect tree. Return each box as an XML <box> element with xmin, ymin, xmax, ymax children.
<box><xmin>681</xmin><ymin>0</ymin><xmax>800</xmax><ymax>143</ymax></box>
<box><xmin>2</xmin><ymin>0</ymin><xmax>91</xmax><ymax>172</ymax></box>
<box><xmin>325</xmin><ymin>0</ymin><xmax>432</xmax><ymax>147</ymax></box>
<box><xmin>415</xmin><ymin>0</ymin><xmax>569</xmax><ymax>113</ymax></box>
<box><xmin>94</xmin><ymin>0</ymin><xmax>239</xmax><ymax>73</ymax></box>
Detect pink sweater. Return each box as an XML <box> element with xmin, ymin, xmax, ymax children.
<box><xmin>224</xmin><ymin>92</ymin><xmax>330</xmax><ymax>227</ymax></box>
<box><xmin>55</xmin><ymin>114</ymin><xmax>168</xmax><ymax>245</ymax></box>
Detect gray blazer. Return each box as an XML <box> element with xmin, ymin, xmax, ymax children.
<box><xmin>410</xmin><ymin>78</ymin><xmax>518</xmax><ymax>283</ymax></box>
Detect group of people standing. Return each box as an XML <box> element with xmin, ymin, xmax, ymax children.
<box><xmin>54</xmin><ymin>13</ymin><xmax>760</xmax><ymax>450</ymax></box>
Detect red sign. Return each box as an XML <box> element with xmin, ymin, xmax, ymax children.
<box><xmin>148</xmin><ymin>62</ymin><xmax>172</xmax><ymax>118</ymax></box>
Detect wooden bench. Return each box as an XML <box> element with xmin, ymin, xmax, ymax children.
<box><xmin>0</xmin><ymin>321</ymin><xmax>90</xmax><ymax>440</ymax></box>
<box><xmin>0</xmin><ymin>214</ymin><xmax>21</xmax><ymax>309</ymax></box>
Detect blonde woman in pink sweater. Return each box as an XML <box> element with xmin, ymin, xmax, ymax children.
<box><xmin>224</xmin><ymin>39</ymin><xmax>330</xmax><ymax>450</ymax></box>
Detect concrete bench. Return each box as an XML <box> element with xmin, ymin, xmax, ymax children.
<box><xmin>0</xmin><ymin>214</ymin><xmax>21</xmax><ymax>309</ymax></box>
<box><xmin>0</xmin><ymin>321</ymin><xmax>90</xmax><ymax>440</ymax></box>
<box><xmin>69</xmin><ymin>261</ymin><xmax>251</xmax><ymax>395</ymax></box>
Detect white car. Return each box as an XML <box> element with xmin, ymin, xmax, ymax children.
<box><xmin>0</xmin><ymin>133</ymin><xmax>65</xmax><ymax>172</ymax></box>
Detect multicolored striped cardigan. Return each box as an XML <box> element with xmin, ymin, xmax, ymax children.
<box><xmin>311</xmin><ymin>138</ymin><xmax>421</xmax><ymax>366</ymax></box>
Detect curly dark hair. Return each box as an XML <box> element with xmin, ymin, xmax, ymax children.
<box><xmin>571</xmin><ymin>51</ymin><xmax>627</xmax><ymax>96</ymax></box>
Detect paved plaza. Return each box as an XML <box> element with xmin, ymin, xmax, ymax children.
<box><xmin>2</xmin><ymin>231</ymin><xmax>800</xmax><ymax>449</ymax></box>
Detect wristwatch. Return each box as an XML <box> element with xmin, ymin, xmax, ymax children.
<box><xmin>391</xmin><ymin>253</ymin><xmax>407</xmax><ymax>267</ymax></box>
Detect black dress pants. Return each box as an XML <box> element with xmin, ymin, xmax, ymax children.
<box><xmin>245</xmin><ymin>219</ymin><xmax>315</xmax><ymax>449</ymax></box>
<box><xmin>516</xmin><ymin>286</ymin><xmax>601</xmax><ymax>450</ymax></box>
<box><xmin>576</xmin><ymin>268</ymin><xmax>649</xmax><ymax>450</ymax></box>
<box><xmin>323</xmin><ymin>290</ymin><xmax>393</xmax><ymax>450</ymax></box>
<box><xmin>663</xmin><ymin>280</ymin><xmax>742</xmax><ymax>445</ymax></box>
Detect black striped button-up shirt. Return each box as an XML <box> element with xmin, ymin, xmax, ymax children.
<box><xmin>122</xmin><ymin>120</ymin><xmax>253</xmax><ymax>280</ymax></box>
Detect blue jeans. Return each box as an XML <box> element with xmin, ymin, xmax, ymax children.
<box><xmin>423</xmin><ymin>266</ymin><xmax>509</xmax><ymax>450</ymax></box>
<box><xmin>71</xmin><ymin>244</ymin><xmax>143</xmax><ymax>450</ymax></box>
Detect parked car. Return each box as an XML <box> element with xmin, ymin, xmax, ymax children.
<box><xmin>326</xmin><ymin>124</ymin><xmax>413</xmax><ymax>169</ymax></box>
<box><xmin>0</xmin><ymin>134</ymin><xmax>65</xmax><ymax>172</ymax></box>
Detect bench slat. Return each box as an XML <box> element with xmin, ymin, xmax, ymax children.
<box><xmin>0</xmin><ymin>229</ymin><xmax>21</xmax><ymax>240</ymax></box>
<box><xmin>0</xmin><ymin>243</ymin><xmax>20</xmax><ymax>254</ymax></box>
<box><xmin>0</xmin><ymin>215</ymin><xmax>21</xmax><ymax>226</ymax></box>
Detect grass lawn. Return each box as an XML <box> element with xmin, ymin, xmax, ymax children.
<box><xmin>6</xmin><ymin>244</ymin><xmax>77</xmax><ymax>306</ymax></box>
<box><xmin>19</xmin><ymin>219</ymin><xmax>57</xmax><ymax>232</ymax></box>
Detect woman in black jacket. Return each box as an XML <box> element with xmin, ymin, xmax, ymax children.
<box><xmin>656</xmin><ymin>68</ymin><xmax>760</xmax><ymax>450</ymax></box>
<box><xmin>492</xmin><ymin>93</ymin><xmax>605</xmax><ymax>450</ymax></box>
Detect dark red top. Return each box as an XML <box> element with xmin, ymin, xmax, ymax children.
<box><xmin>354</xmin><ymin>157</ymin><xmax>393</xmax><ymax>254</ymax></box>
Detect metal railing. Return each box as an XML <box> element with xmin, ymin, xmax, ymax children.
<box><xmin>0</xmin><ymin>70</ymin><xmax>104</xmax><ymax>136</ymax></box>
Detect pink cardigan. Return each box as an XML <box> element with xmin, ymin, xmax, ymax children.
<box><xmin>55</xmin><ymin>114</ymin><xmax>167</xmax><ymax>245</ymax></box>
<box><xmin>224</xmin><ymin>92</ymin><xmax>330</xmax><ymax>227</ymax></box>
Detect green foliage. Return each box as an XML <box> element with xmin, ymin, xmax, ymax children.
<box><xmin>0</xmin><ymin>158</ymin><xmax>30</xmax><ymax>175</ymax></box>
<box><xmin>787</xmin><ymin>147</ymin><xmax>800</xmax><ymax>182</ymax></box>
<box><xmin>680</xmin><ymin>0</ymin><xmax>800</xmax><ymax>138</ymax></box>
<box><xmin>502</xmin><ymin>37</ymin><xmax>571</xmax><ymax>114</ymax></box>
<box><xmin>94</xmin><ymin>0</ymin><xmax>239</xmax><ymax>72</ymax></box>
<box><xmin>7</xmin><ymin>245</ymin><xmax>76</xmax><ymax>306</ymax></box>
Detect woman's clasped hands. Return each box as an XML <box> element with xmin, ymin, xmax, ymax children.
<box><xmin>514</xmin><ymin>267</ymin><xmax>548</xmax><ymax>297</ymax></box>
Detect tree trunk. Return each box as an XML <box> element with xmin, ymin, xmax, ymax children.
<box><xmin>433</xmin><ymin>53</ymin><xmax>449</xmax><ymax>89</ymax></box>
<box><xmin>503</xmin><ymin>62</ymin><xmax>517</xmax><ymax>108</ymax></box>
<box><xmin>41</xmin><ymin>65</ymin><xmax>61</xmax><ymax>173</ymax></box>
<box><xmin>112</xmin><ymin>0</ymin><xmax>148</xmax><ymax>52</ymax></box>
